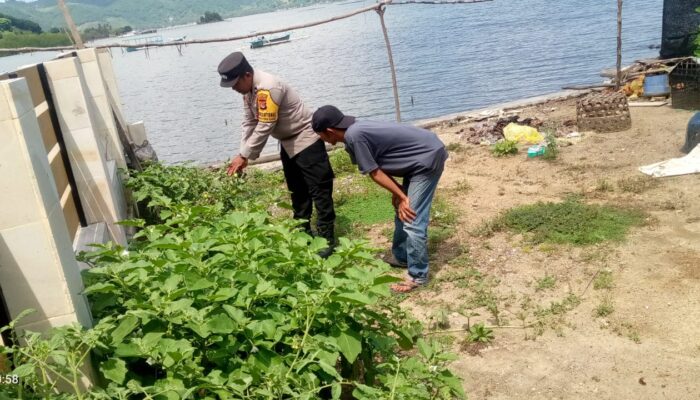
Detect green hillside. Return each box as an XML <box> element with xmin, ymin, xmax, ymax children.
<box><xmin>0</xmin><ymin>11</ymin><xmax>71</xmax><ymax>55</ymax></box>
<box><xmin>0</xmin><ymin>0</ymin><xmax>330</xmax><ymax>31</ymax></box>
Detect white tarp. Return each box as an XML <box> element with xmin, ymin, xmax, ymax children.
<box><xmin>639</xmin><ymin>145</ymin><xmax>700</xmax><ymax>177</ymax></box>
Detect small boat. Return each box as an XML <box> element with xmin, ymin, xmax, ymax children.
<box><xmin>250</xmin><ymin>33</ymin><xmax>291</xmax><ymax>49</ymax></box>
<box><xmin>166</xmin><ymin>35</ymin><xmax>187</xmax><ymax>43</ymax></box>
<box><xmin>124</xmin><ymin>35</ymin><xmax>163</xmax><ymax>52</ymax></box>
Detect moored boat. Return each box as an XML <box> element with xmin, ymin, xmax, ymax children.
<box><xmin>250</xmin><ymin>33</ymin><xmax>291</xmax><ymax>49</ymax></box>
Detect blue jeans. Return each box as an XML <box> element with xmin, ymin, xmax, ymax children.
<box><xmin>391</xmin><ymin>164</ymin><xmax>444</xmax><ymax>284</ymax></box>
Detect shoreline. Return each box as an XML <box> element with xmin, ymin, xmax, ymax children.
<box><xmin>208</xmin><ymin>89</ymin><xmax>592</xmax><ymax>170</ymax></box>
<box><xmin>415</xmin><ymin>89</ymin><xmax>590</xmax><ymax>129</ymax></box>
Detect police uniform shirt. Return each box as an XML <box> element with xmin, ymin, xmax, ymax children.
<box><xmin>239</xmin><ymin>69</ymin><xmax>318</xmax><ymax>160</ymax></box>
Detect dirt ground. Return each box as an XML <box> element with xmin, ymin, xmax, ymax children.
<box><xmin>380</xmin><ymin>98</ymin><xmax>700</xmax><ymax>399</ymax></box>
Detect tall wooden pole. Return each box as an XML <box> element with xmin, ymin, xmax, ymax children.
<box><xmin>615</xmin><ymin>0</ymin><xmax>622</xmax><ymax>90</ymax></box>
<box><xmin>57</xmin><ymin>0</ymin><xmax>84</xmax><ymax>49</ymax></box>
<box><xmin>377</xmin><ymin>4</ymin><xmax>401</xmax><ymax>123</ymax></box>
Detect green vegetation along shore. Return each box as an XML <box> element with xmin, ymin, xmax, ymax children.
<box><xmin>0</xmin><ymin>12</ymin><xmax>71</xmax><ymax>56</ymax></box>
<box><xmin>0</xmin><ymin>0</ymin><xmax>338</xmax><ymax>31</ymax></box>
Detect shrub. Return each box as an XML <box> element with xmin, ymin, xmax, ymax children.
<box><xmin>541</xmin><ymin>132</ymin><xmax>559</xmax><ymax>161</ymax></box>
<box><xmin>124</xmin><ymin>163</ymin><xmax>284</xmax><ymax>223</ymax></box>
<box><xmin>491</xmin><ymin>140</ymin><xmax>518</xmax><ymax>157</ymax></box>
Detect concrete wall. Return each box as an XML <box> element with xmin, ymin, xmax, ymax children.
<box><xmin>75</xmin><ymin>49</ymin><xmax>127</xmax><ymax>170</ymax></box>
<box><xmin>0</xmin><ymin>77</ymin><xmax>92</xmax><ymax>331</ymax></box>
<box><xmin>44</xmin><ymin>56</ymin><xmax>128</xmax><ymax>245</ymax></box>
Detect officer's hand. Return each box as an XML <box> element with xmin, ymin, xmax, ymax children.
<box><xmin>227</xmin><ymin>155</ymin><xmax>248</xmax><ymax>176</ymax></box>
<box><xmin>397</xmin><ymin>197</ymin><xmax>416</xmax><ymax>223</ymax></box>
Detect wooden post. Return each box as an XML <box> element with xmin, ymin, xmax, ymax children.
<box><xmin>57</xmin><ymin>0</ymin><xmax>84</xmax><ymax>49</ymax></box>
<box><xmin>377</xmin><ymin>4</ymin><xmax>402</xmax><ymax>123</ymax></box>
<box><xmin>616</xmin><ymin>0</ymin><xmax>622</xmax><ymax>90</ymax></box>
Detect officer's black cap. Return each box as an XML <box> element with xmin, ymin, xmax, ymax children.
<box><xmin>218</xmin><ymin>52</ymin><xmax>253</xmax><ymax>88</ymax></box>
<box><xmin>312</xmin><ymin>105</ymin><xmax>356</xmax><ymax>133</ymax></box>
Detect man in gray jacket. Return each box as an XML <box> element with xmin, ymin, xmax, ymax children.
<box><xmin>218</xmin><ymin>52</ymin><xmax>336</xmax><ymax>256</ymax></box>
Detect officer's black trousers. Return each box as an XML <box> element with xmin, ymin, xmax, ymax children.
<box><xmin>280</xmin><ymin>140</ymin><xmax>336</xmax><ymax>236</ymax></box>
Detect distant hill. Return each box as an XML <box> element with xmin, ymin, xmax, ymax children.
<box><xmin>0</xmin><ymin>11</ymin><xmax>43</xmax><ymax>33</ymax></box>
<box><xmin>0</xmin><ymin>0</ymin><xmax>331</xmax><ymax>31</ymax></box>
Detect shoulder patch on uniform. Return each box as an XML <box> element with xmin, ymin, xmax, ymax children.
<box><xmin>256</xmin><ymin>89</ymin><xmax>279</xmax><ymax>123</ymax></box>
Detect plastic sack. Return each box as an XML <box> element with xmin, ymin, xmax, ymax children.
<box><xmin>503</xmin><ymin>123</ymin><xmax>543</xmax><ymax>144</ymax></box>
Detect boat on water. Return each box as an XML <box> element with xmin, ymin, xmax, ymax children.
<box><xmin>124</xmin><ymin>35</ymin><xmax>163</xmax><ymax>52</ymax></box>
<box><xmin>250</xmin><ymin>33</ymin><xmax>291</xmax><ymax>49</ymax></box>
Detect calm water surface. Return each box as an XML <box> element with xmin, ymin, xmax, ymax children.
<box><xmin>0</xmin><ymin>0</ymin><xmax>663</xmax><ymax>164</ymax></box>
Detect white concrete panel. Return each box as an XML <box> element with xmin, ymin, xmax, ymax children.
<box><xmin>0</xmin><ymin>82</ymin><xmax>12</xmax><ymax>121</ymax></box>
<box><xmin>0</xmin><ymin>221</ymin><xmax>75</xmax><ymax>324</ymax></box>
<box><xmin>96</xmin><ymin>50</ymin><xmax>124</xmax><ymax>115</ymax></box>
<box><xmin>107</xmin><ymin>160</ymin><xmax>128</xmax><ymax>223</ymax></box>
<box><xmin>43</xmin><ymin>57</ymin><xmax>79</xmax><ymax>81</ymax></box>
<box><xmin>75</xmin><ymin>48</ymin><xmax>97</xmax><ymax>63</ymax></box>
<box><xmin>16</xmin><ymin>110</ymin><xmax>62</xmax><ymax>217</ymax></box>
<box><xmin>74</xmin><ymin>222</ymin><xmax>108</xmax><ymax>271</ymax></box>
<box><xmin>79</xmin><ymin>49</ymin><xmax>126</xmax><ymax>169</ymax></box>
<box><xmin>79</xmin><ymin>177</ymin><xmax>127</xmax><ymax>245</ymax></box>
<box><xmin>49</xmin><ymin>77</ymin><xmax>93</xmax><ymax>132</ymax></box>
<box><xmin>0</xmin><ymin>119</ymin><xmax>44</xmax><ymax>230</ymax></box>
<box><xmin>81</xmin><ymin>64</ymin><xmax>107</xmax><ymax>98</ymax></box>
<box><xmin>128</xmin><ymin>121</ymin><xmax>148</xmax><ymax>145</ymax></box>
<box><xmin>47</xmin><ymin>205</ymin><xmax>92</xmax><ymax>327</ymax></box>
<box><xmin>2</xmin><ymin>78</ymin><xmax>33</xmax><ymax>120</ymax></box>
<box><xmin>18</xmin><ymin>313</ymin><xmax>79</xmax><ymax>333</ymax></box>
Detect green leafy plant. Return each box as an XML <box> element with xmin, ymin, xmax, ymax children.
<box><xmin>428</xmin><ymin>308</ymin><xmax>451</xmax><ymax>330</ymax></box>
<box><xmin>0</xmin><ymin>310</ymin><xmax>123</xmax><ymax>399</ymax></box>
<box><xmin>491</xmin><ymin>139</ymin><xmax>518</xmax><ymax>157</ymax></box>
<box><xmin>2</xmin><ymin>164</ymin><xmax>466</xmax><ymax>399</ymax></box>
<box><xmin>467</xmin><ymin>323</ymin><xmax>494</xmax><ymax>343</ymax></box>
<box><xmin>124</xmin><ymin>163</ymin><xmax>284</xmax><ymax>223</ymax></box>
<box><xmin>541</xmin><ymin>131</ymin><xmax>559</xmax><ymax>161</ymax></box>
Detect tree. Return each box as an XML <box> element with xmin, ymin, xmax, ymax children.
<box><xmin>81</xmin><ymin>22</ymin><xmax>112</xmax><ymax>41</ymax></box>
<box><xmin>114</xmin><ymin>25</ymin><xmax>133</xmax><ymax>35</ymax></box>
<box><xmin>696</xmin><ymin>6</ymin><xmax>700</xmax><ymax>56</ymax></box>
<box><xmin>0</xmin><ymin>12</ymin><xmax>42</xmax><ymax>33</ymax></box>
<box><xmin>198</xmin><ymin>11</ymin><xmax>223</xmax><ymax>24</ymax></box>
<box><xmin>0</xmin><ymin>17</ymin><xmax>11</xmax><ymax>32</ymax></box>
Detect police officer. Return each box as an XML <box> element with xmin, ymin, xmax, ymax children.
<box><xmin>218</xmin><ymin>52</ymin><xmax>336</xmax><ymax>256</ymax></box>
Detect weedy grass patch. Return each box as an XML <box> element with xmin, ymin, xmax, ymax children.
<box><xmin>445</xmin><ymin>142</ymin><xmax>466</xmax><ymax>153</ymax></box>
<box><xmin>335</xmin><ymin>179</ymin><xmax>395</xmax><ymax>237</ymax></box>
<box><xmin>429</xmin><ymin>197</ymin><xmax>458</xmax><ymax>252</ymax></box>
<box><xmin>595</xmin><ymin>297</ymin><xmax>615</xmax><ymax>318</ymax></box>
<box><xmin>488</xmin><ymin>198</ymin><xmax>645</xmax><ymax>245</ymax></box>
<box><xmin>617</xmin><ymin>175</ymin><xmax>659</xmax><ymax>194</ymax></box>
<box><xmin>329</xmin><ymin>148</ymin><xmax>356</xmax><ymax>176</ymax></box>
<box><xmin>535</xmin><ymin>274</ymin><xmax>557</xmax><ymax>291</ymax></box>
<box><xmin>594</xmin><ymin>270</ymin><xmax>615</xmax><ymax>290</ymax></box>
